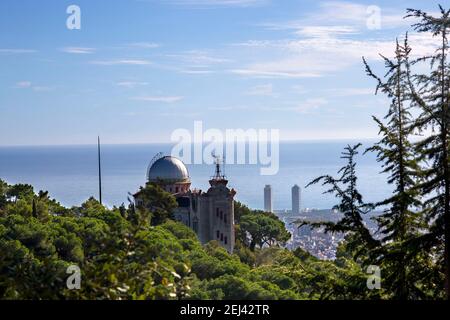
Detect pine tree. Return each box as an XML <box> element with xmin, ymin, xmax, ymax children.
<box><xmin>32</xmin><ymin>198</ymin><xmax>37</xmax><ymax>218</ymax></box>
<box><xmin>406</xmin><ymin>6</ymin><xmax>450</xmax><ymax>299</ymax></box>
<box><xmin>363</xmin><ymin>36</ymin><xmax>424</xmax><ymax>299</ymax></box>
<box><xmin>305</xmin><ymin>144</ymin><xmax>379</xmax><ymax>259</ymax></box>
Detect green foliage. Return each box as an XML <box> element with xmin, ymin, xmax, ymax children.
<box><xmin>363</xmin><ymin>36</ymin><xmax>428</xmax><ymax>299</ymax></box>
<box><xmin>234</xmin><ymin>201</ymin><xmax>291</xmax><ymax>251</ymax></box>
<box><xmin>405</xmin><ymin>6</ymin><xmax>450</xmax><ymax>299</ymax></box>
<box><xmin>296</xmin><ymin>7</ymin><xmax>450</xmax><ymax>300</ymax></box>
<box><xmin>3</xmin><ymin>6</ymin><xmax>450</xmax><ymax>299</ymax></box>
<box><xmin>0</xmin><ymin>178</ymin><xmax>408</xmax><ymax>300</ymax></box>
<box><xmin>135</xmin><ymin>183</ymin><xmax>178</xmax><ymax>226</ymax></box>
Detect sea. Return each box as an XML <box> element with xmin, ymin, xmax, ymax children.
<box><xmin>0</xmin><ymin>141</ymin><xmax>391</xmax><ymax>210</ymax></box>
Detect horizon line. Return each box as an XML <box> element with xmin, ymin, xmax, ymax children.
<box><xmin>0</xmin><ymin>138</ymin><xmax>379</xmax><ymax>148</ymax></box>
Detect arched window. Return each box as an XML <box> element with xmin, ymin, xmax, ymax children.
<box><xmin>216</xmin><ymin>230</ymin><xmax>220</xmax><ymax>239</ymax></box>
<box><xmin>224</xmin><ymin>236</ymin><xmax>228</xmax><ymax>245</ymax></box>
<box><xmin>220</xmin><ymin>233</ymin><xmax>223</xmax><ymax>241</ymax></box>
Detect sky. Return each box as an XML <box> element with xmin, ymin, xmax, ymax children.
<box><xmin>0</xmin><ymin>0</ymin><xmax>443</xmax><ymax>146</ymax></box>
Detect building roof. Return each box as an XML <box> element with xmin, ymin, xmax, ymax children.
<box><xmin>147</xmin><ymin>156</ymin><xmax>190</xmax><ymax>183</ymax></box>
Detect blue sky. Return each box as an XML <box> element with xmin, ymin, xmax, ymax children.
<box><xmin>0</xmin><ymin>0</ymin><xmax>443</xmax><ymax>145</ymax></box>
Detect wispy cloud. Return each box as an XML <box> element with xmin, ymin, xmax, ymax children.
<box><xmin>158</xmin><ymin>0</ymin><xmax>269</xmax><ymax>8</ymax></box>
<box><xmin>116</xmin><ymin>81</ymin><xmax>150</xmax><ymax>88</ymax></box>
<box><xmin>164</xmin><ymin>50</ymin><xmax>231</xmax><ymax>75</ymax></box>
<box><xmin>178</xmin><ymin>69</ymin><xmax>214</xmax><ymax>74</ymax></box>
<box><xmin>228</xmin><ymin>1</ymin><xmax>438</xmax><ymax>79</ymax></box>
<box><xmin>131</xmin><ymin>95</ymin><xmax>184</xmax><ymax>103</ymax></box>
<box><xmin>327</xmin><ymin>88</ymin><xmax>375</xmax><ymax>97</ymax></box>
<box><xmin>13</xmin><ymin>81</ymin><xmax>55</xmax><ymax>92</ymax></box>
<box><xmin>32</xmin><ymin>86</ymin><xmax>55</xmax><ymax>92</ymax></box>
<box><xmin>166</xmin><ymin>50</ymin><xmax>231</xmax><ymax>65</ymax></box>
<box><xmin>0</xmin><ymin>49</ymin><xmax>36</xmax><ymax>54</ymax></box>
<box><xmin>14</xmin><ymin>81</ymin><xmax>32</xmax><ymax>89</ymax></box>
<box><xmin>128</xmin><ymin>42</ymin><xmax>160</xmax><ymax>49</ymax></box>
<box><xmin>231</xmin><ymin>67</ymin><xmax>323</xmax><ymax>78</ymax></box>
<box><xmin>245</xmin><ymin>84</ymin><xmax>275</xmax><ymax>96</ymax></box>
<box><xmin>90</xmin><ymin>59</ymin><xmax>152</xmax><ymax>65</ymax></box>
<box><xmin>291</xmin><ymin>98</ymin><xmax>328</xmax><ymax>114</ymax></box>
<box><xmin>160</xmin><ymin>111</ymin><xmax>201</xmax><ymax>117</ymax></box>
<box><xmin>61</xmin><ymin>47</ymin><xmax>96</xmax><ymax>54</ymax></box>
<box><xmin>261</xmin><ymin>2</ymin><xmax>408</xmax><ymax>31</ymax></box>
<box><xmin>295</xmin><ymin>26</ymin><xmax>359</xmax><ymax>38</ymax></box>
<box><xmin>208</xmin><ymin>105</ymin><xmax>250</xmax><ymax>111</ymax></box>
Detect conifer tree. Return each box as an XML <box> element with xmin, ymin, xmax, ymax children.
<box><xmin>305</xmin><ymin>144</ymin><xmax>379</xmax><ymax>258</ymax></box>
<box><xmin>406</xmin><ymin>6</ymin><xmax>450</xmax><ymax>298</ymax></box>
<box><xmin>363</xmin><ymin>36</ymin><xmax>424</xmax><ymax>299</ymax></box>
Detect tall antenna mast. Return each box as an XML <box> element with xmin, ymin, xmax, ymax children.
<box><xmin>222</xmin><ymin>155</ymin><xmax>226</xmax><ymax>178</ymax></box>
<box><xmin>211</xmin><ymin>152</ymin><xmax>225</xmax><ymax>180</ymax></box>
<box><xmin>98</xmin><ymin>136</ymin><xmax>102</xmax><ymax>205</ymax></box>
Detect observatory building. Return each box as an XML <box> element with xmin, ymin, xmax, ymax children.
<box><xmin>134</xmin><ymin>155</ymin><xmax>236</xmax><ymax>253</ymax></box>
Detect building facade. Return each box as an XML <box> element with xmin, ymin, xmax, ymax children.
<box><xmin>264</xmin><ymin>184</ymin><xmax>273</xmax><ymax>213</ymax></box>
<box><xmin>134</xmin><ymin>155</ymin><xmax>236</xmax><ymax>253</ymax></box>
<box><xmin>292</xmin><ymin>184</ymin><xmax>300</xmax><ymax>214</ymax></box>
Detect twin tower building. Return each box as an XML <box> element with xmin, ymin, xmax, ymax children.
<box><xmin>264</xmin><ymin>184</ymin><xmax>301</xmax><ymax>214</ymax></box>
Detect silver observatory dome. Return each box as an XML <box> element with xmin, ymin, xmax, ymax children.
<box><xmin>147</xmin><ymin>156</ymin><xmax>190</xmax><ymax>183</ymax></box>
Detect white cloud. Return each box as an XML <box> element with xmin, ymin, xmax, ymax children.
<box><xmin>291</xmin><ymin>85</ymin><xmax>308</xmax><ymax>94</ymax></box>
<box><xmin>292</xmin><ymin>98</ymin><xmax>328</xmax><ymax>114</ymax></box>
<box><xmin>161</xmin><ymin>0</ymin><xmax>268</xmax><ymax>7</ymax></box>
<box><xmin>128</xmin><ymin>42</ymin><xmax>160</xmax><ymax>49</ymax></box>
<box><xmin>261</xmin><ymin>2</ymin><xmax>408</xmax><ymax>31</ymax></box>
<box><xmin>327</xmin><ymin>88</ymin><xmax>375</xmax><ymax>97</ymax></box>
<box><xmin>224</xmin><ymin>1</ymin><xmax>443</xmax><ymax>79</ymax></box>
<box><xmin>131</xmin><ymin>96</ymin><xmax>184</xmax><ymax>103</ymax></box>
<box><xmin>32</xmin><ymin>86</ymin><xmax>54</xmax><ymax>92</ymax></box>
<box><xmin>13</xmin><ymin>81</ymin><xmax>54</xmax><ymax>92</ymax></box>
<box><xmin>160</xmin><ymin>111</ymin><xmax>201</xmax><ymax>117</ymax></box>
<box><xmin>245</xmin><ymin>84</ymin><xmax>275</xmax><ymax>96</ymax></box>
<box><xmin>61</xmin><ymin>47</ymin><xmax>96</xmax><ymax>54</ymax></box>
<box><xmin>164</xmin><ymin>50</ymin><xmax>231</xmax><ymax>75</ymax></box>
<box><xmin>0</xmin><ymin>49</ymin><xmax>36</xmax><ymax>54</ymax></box>
<box><xmin>90</xmin><ymin>59</ymin><xmax>152</xmax><ymax>65</ymax></box>
<box><xmin>179</xmin><ymin>69</ymin><xmax>214</xmax><ymax>74</ymax></box>
<box><xmin>166</xmin><ymin>50</ymin><xmax>231</xmax><ymax>65</ymax></box>
<box><xmin>294</xmin><ymin>26</ymin><xmax>359</xmax><ymax>38</ymax></box>
<box><xmin>116</xmin><ymin>81</ymin><xmax>149</xmax><ymax>88</ymax></box>
<box><xmin>15</xmin><ymin>81</ymin><xmax>32</xmax><ymax>88</ymax></box>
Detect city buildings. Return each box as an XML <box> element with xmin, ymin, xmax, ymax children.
<box><xmin>264</xmin><ymin>185</ymin><xmax>273</xmax><ymax>213</ymax></box>
<box><xmin>292</xmin><ymin>184</ymin><xmax>301</xmax><ymax>214</ymax></box>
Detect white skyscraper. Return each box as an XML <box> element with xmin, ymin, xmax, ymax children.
<box><xmin>292</xmin><ymin>184</ymin><xmax>300</xmax><ymax>214</ymax></box>
<box><xmin>264</xmin><ymin>185</ymin><xmax>273</xmax><ymax>213</ymax></box>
